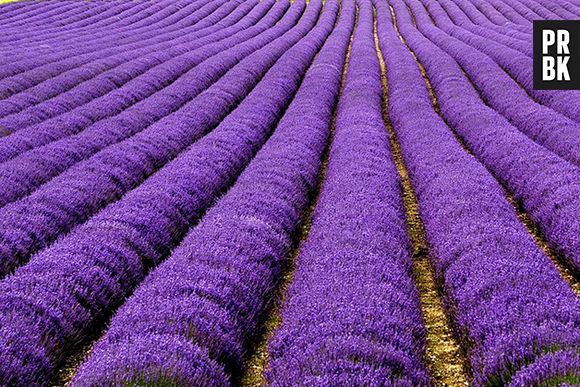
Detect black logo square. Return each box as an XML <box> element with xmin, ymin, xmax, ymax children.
<box><xmin>533</xmin><ymin>20</ymin><xmax>580</xmax><ymax>90</ymax></box>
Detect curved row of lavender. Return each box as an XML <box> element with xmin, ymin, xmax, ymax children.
<box><xmin>0</xmin><ymin>1</ymin><xmax>158</xmax><ymax>35</ymax></box>
<box><xmin>0</xmin><ymin>0</ymin><xmax>329</xmax><ymax>384</ymax></box>
<box><xmin>407</xmin><ymin>0</ymin><xmax>580</xmax><ymax>167</ymax></box>
<box><xmin>0</xmin><ymin>1</ymin><xmax>270</xmax><ymax>110</ymax></box>
<box><xmin>378</xmin><ymin>1</ymin><xmax>580</xmax><ymax>386</ymax></box>
<box><xmin>0</xmin><ymin>0</ymin><xmax>217</xmax><ymax>75</ymax></box>
<box><xmin>0</xmin><ymin>3</ymin><xmax>205</xmax><ymax>94</ymax></box>
<box><xmin>2</xmin><ymin>1</ymin><xmax>145</xmax><ymax>30</ymax></box>
<box><xmin>443</xmin><ymin>0</ymin><xmax>530</xmax><ymax>41</ymax></box>
<box><xmin>401</xmin><ymin>0</ymin><xmax>580</xmax><ymax>168</ymax></box>
<box><xmin>0</xmin><ymin>0</ymin><xmax>305</xmax><ymax>275</ymax></box>
<box><xmin>0</xmin><ymin>0</ymin><xmax>266</xmax><ymax>135</ymax></box>
<box><xmin>440</xmin><ymin>0</ymin><xmax>576</xmax><ymax>53</ymax></box>
<box><xmin>517</xmin><ymin>0</ymin><xmax>580</xmax><ymax>20</ymax></box>
<box><xmin>0</xmin><ymin>0</ymin><xmax>248</xmax><ymax>121</ymax></box>
<box><xmin>469</xmin><ymin>0</ymin><xmax>532</xmax><ymax>29</ymax></box>
<box><xmin>0</xmin><ymin>2</ymin><xmax>139</xmax><ymax>42</ymax></box>
<box><xmin>504</xmin><ymin>0</ymin><xmax>576</xmax><ymax>23</ymax></box>
<box><xmin>489</xmin><ymin>0</ymin><xmax>561</xmax><ymax>24</ymax></box>
<box><xmin>418</xmin><ymin>0</ymin><xmax>580</xmax><ymax>123</ymax></box>
<box><xmin>1</xmin><ymin>1</ymin><xmax>200</xmax><ymax>43</ymax></box>
<box><xmin>452</xmin><ymin>0</ymin><xmax>527</xmax><ymax>31</ymax></box>
<box><xmin>398</xmin><ymin>0</ymin><xmax>580</xmax><ymax>273</ymax></box>
<box><xmin>0</xmin><ymin>0</ymin><xmax>286</xmax><ymax>161</ymax></box>
<box><xmin>435</xmin><ymin>0</ymin><xmax>531</xmax><ymax>56</ymax></box>
<box><xmin>0</xmin><ymin>1</ymin><xmax>201</xmax><ymax>50</ymax></box>
<box><xmin>72</xmin><ymin>1</ymin><xmax>352</xmax><ymax>383</ymax></box>
<box><xmin>396</xmin><ymin>0</ymin><xmax>580</xmax><ymax>280</ymax></box>
<box><xmin>267</xmin><ymin>0</ymin><xmax>429</xmax><ymax>385</ymax></box>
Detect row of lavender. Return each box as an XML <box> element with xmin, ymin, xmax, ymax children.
<box><xmin>0</xmin><ymin>0</ymin><xmax>302</xmax><ymax>275</ymax></box>
<box><xmin>73</xmin><ymin>1</ymin><xmax>356</xmax><ymax>382</ymax></box>
<box><xmin>74</xmin><ymin>0</ymin><xmax>580</xmax><ymax>384</ymax></box>
<box><xmin>0</xmin><ymin>0</ymin><xmax>292</xmax><ymax>151</ymax></box>
<box><xmin>269</xmin><ymin>0</ymin><xmax>580</xmax><ymax>384</ymax></box>
<box><xmin>378</xmin><ymin>0</ymin><xmax>580</xmax><ymax>385</ymax></box>
<box><xmin>0</xmin><ymin>0</ymin><xmax>578</xmax><ymax>385</ymax></box>
<box><xmin>39</xmin><ymin>0</ymin><xmax>426</xmax><ymax>384</ymax></box>
<box><xmin>0</xmin><ymin>0</ymin><xmax>326</xmax><ymax>383</ymax></box>
<box><xmin>267</xmin><ymin>1</ymin><xmax>429</xmax><ymax>384</ymax></box>
<box><xmin>403</xmin><ymin>0</ymin><xmax>580</xmax><ymax>284</ymax></box>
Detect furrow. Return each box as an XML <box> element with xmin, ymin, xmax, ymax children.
<box><xmin>240</xmin><ymin>8</ymin><xmax>355</xmax><ymax>387</ymax></box>
<box><xmin>375</xmin><ymin>11</ymin><xmax>469</xmax><ymax>386</ymax></box>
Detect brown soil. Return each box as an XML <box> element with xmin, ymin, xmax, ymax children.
<box><xmin>374</xmin><ymin>11</ymin><xmax>470</xmax><ymax>387</ymax></box>
<box><xmin>239</xmin><ymin>6</ymin><xmax>356</xmax><ymax>387</ymax></box>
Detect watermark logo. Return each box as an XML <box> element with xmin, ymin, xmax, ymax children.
<box><xmin>533</xmin><ymin>20</ymin><xmax>580</xmax><ymax>90</ymax></box>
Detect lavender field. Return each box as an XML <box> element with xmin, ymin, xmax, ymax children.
<box><xmin>0</xmin><ymin>0</ymin><xmax>579</xmax><ymax>385</ymax></box>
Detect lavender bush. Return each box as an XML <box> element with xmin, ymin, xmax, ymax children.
<box><xmin>0</xmin><ymin>0</ymin><xmax>305</xmax><ymax>275</ymax></box>
<box><xmin>0</xmin><ymin>0</ymin><xmax>329</xmax><ymax>383</ymax></box>
<box><xmin>267</xmin><ymin>1</ymin><xmax>429</xmax><ymax>385</ymax></box>
<box><xmin>379</xmin><ymin>0</ymin><xmax>580</xmax><ymax>384</ymax></box>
